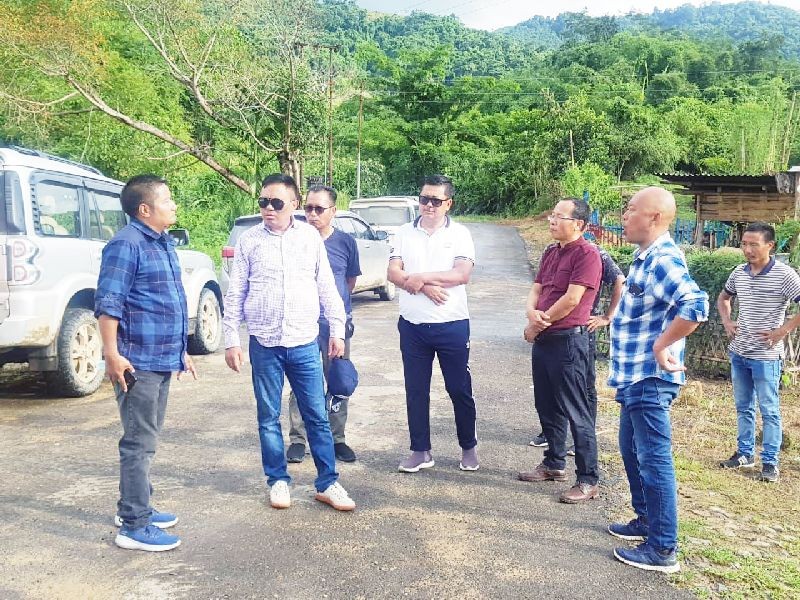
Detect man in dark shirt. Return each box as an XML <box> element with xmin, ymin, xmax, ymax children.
<box><xmin>286</xmin><ymin>185</ymin><xmax>362</xmax><ymax>463</ymax></box>
<box><xmin>519</xmin><ymin>197</ymin><xmax>602</xmax><ymax>503</ymax></box>
<box><xmin>95</xmin><ymin>175</ymin><xmax>197</xmax><ymax>552</ymax></box>
<box><xmin>529</xmin><ymin>245</ymin><xmax>624</xmax><ymax>450</ymax></box>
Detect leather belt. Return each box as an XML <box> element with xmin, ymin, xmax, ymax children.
<box><xmin>536</xmin><ymin>326</ymin><xmax>586</xmax><ymax>339</ymax></box>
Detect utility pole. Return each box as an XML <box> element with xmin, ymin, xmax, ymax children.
<box><xmin>294</xmin><ymin>42</ymin><xmax>340</xmax><ymax>186</ymax></box>
<box><xmin>356</xmin><ymin>80</ymin><xmax>364</xmax><ymax>199</ymax></box>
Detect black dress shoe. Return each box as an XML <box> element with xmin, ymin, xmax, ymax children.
<box><xmin>286</xmin><ymin>443</ymin><xmax>306</xmax><ymax>463</ymax></box>
<box><xmin>334</xmin><ymin>442</ymin><xmax>357</xmax><ymax>462</ymax></box>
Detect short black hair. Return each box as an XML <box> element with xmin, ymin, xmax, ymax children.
<box><xmin>422</xmin><ymin>174</ymin><xmax>455</xmax><ymax>199</ymax></box>
<box><xmin>261</xmin><ymin>173</ymin><xmax>300</xmax><ymax>203</ymax></box>
<box><xmin>307</xmin><ymin>185</ymin><xmax>337</xmax><ymax>206</ymax></box>
<box><xmin>564</xmin><ymin>197</ymin><xmax>591</xmax><ymax>231</ymax></box>
<box><xmin>120</xmin><ymin>174</ymin><xmax>168</xmax><ymax>218</ymax></box>
<box><xmin>744</xmin><ymin>222</ymin><xmax>775</xmax><ymax>243</ymax></box>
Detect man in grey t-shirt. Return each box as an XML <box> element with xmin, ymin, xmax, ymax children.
<box><xmin>717</xmin><ymin>222</ymin><xmax>800</xmax><ymax>482</ymax></box>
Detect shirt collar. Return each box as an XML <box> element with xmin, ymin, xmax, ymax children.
<box><xmin>557</xmin><ymin>236</ymin><xmax>585</xmax><ymax>250</ymax></box>
<box><xmin>743</xmin><ymin>256</ymin><xmax>775</xmax><ymax>275</ymax></box>
<box><xmin>131</xmin><ymin>218</ymin><xmax>170</xmax><ymax>242</ymax></box>
<box><xmin>413</xmin><ymin>214</ymin><xmax>451</xmax><ymax>231</ymax></box>
<box><xmin>633</xmin><ymin>231</ymin><xmax>671</xmax><ymax>262</ymax></box>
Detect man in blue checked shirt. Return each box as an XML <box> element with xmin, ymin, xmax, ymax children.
<box><xmin>606</xmin><ymin>187</ymin><xmax>708</xmax><ymax>574</ymax></box>
<box><xmin>95</xmin><ymin>175</ymin><xmax>197</xmax><ymax>553</ymax></box>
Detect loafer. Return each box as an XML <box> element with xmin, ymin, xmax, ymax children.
<box><xmin>334</xmin><ymin>442</ymin><xmax>357</xmax><ymax>463</ymax></box>
<box><xmin>286</xmin><ymin>443</ymin><xmax>306</xmax><ymax>463</ymax></box>
<box><xmin>559</xmin><ymin>482</ymin><xmax>599</xmax><ymax>503</ymax></box>
<box><xmin>518</xmin><ymin>462</ymin><xmax>567</xmax><ymax>482</ymax></box>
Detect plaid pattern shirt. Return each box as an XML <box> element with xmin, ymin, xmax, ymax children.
<box><xmin>94</xmin><ymin>219</ymin><xmax>188</xmax><ymax>372</ymax></box>
<box><xmin>608</xmin><ymin>233</ymin><xmax>708</xmax><ymax>388</ymax></box>
<box><xmin>223</xmin><ymin>218</ymin><xmax>345</xmax><ymax>349</ymax></box>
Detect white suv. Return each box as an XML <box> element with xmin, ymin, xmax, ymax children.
<box><xmin>0</xmin><ymin>146</ymin><xmax>223</xmax><ymax>397</ymax></box>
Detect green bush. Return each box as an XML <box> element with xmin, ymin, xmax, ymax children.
<box><xmin>601</xmin><ymin>243</ymin><xmax>635</xmax><ymax>274</ymax></box>
<box><xmin>686</xmin><ymin>248</ymin><xmax>745</xmax><ymax>304</ymax></box>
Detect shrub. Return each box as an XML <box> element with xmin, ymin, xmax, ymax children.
<box><xmin>686</xmin><ymin>248</ymin><xmax>745</xmax><ymax>304</ymax></box>
<box><xmin>601</xmin><ymin>243</ymin><xmax>635</xmax><ymax>274</ymax></box>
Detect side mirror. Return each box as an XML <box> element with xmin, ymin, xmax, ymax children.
<box><xmin>169</xmin><ymin>228</ymin><xmax>190</xmax><ymax>247</ymax></box>
<box><xmin>374</xmin><ymin>229</ymin><xmax>389</xmax><ymax>241</ymax></box>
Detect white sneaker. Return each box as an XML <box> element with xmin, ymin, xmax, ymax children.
<box><xmin>269</xmin><ymin>481</ymin><xmax>291</xmax><ymax>509</ymax></box>
<box><xmin>315</xmin><ymin>481</ymin><xmax>355</xmax><ymax>511</ymax></box>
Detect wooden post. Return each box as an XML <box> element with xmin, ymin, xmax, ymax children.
<box><xmin>794</xmin><ymin>173</ymin><xmax>800</xmax><ymax>220</ymax></box>
<box><xmin>694</xmin><ymin>193</ymin><xmax>704</xmax><ymax>246</ymax></box>
<box><xmin>356</xmin><ymin>81</ymin><xmax>364</xmax><ymax>199</ymax></box>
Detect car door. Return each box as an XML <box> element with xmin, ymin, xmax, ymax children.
<box><xmin>85</xmin><ymin>184</ymin><xmax>127</xmax><ymax>276</ymax></box>
<box><xmin>347</xmin><ymin>215</ymin><xmax>384</xmax><ymax>289</ymax></box>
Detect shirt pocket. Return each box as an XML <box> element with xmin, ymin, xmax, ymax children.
<box><xmin>622</xmin><ymin>279</ymin><xmax>653</xmax><ymax>320</ymax></box>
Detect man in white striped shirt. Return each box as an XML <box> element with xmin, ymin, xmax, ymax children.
<box><xmin>223</xmin><ymin>174</ymin><xmax>356</xmax><ymax>511</ymax></box>
<box><xmin>717</xmin><ymin>222</ymin><xmax>800</xmax><ymax>483</ymax></box>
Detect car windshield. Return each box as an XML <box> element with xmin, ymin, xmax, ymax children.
<box><xmin>350</xmin><ymin>206</ymin><xmax>411</xmax><ymax>227</ymax></box>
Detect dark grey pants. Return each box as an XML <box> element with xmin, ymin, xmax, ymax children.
<box><xmin>288</xmin><ymin>335</ymin><xmax>351</xmax><ymax>445</ymax></box>
<box><xmin>115</xmin><ymin>370</ymin><xmax>171</xmax><ymax>529</ymax></box>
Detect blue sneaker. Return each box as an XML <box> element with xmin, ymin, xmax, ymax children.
<box><xmin>114</xmin><ymin>508</ymin><xmax>178</xmax><ymax>529</ymax></box>
<box><xmin>115</xmin><ymin>524</ymin><xmax>181</xmax><ymax>552</ymax></box>
<box><xmin>608</xmin><ymin>516</ymin><xmax>648</xmax><ymax>541</ymax></box>
<box><xmin>613</xmin><ymin>542</ymin><xmax>679</xmax><ymax>574</ymax></box>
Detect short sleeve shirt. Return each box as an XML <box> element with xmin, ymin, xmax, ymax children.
<box><xmin>534</xmin><ymin>237</ymin><xmax>602</xmax><ymax>330</ymax></box>
<box><xmin>390</xmin><ymin>216</ymin><xmax>475</xmax><ymax>324</ymax></box>
<box><xmin>321</xmin><ymin>228</ymin><xmax>361</xmax><ymax>320</ymax></box>
<box><xmin>724</xmin><ymin>258</ymin><xmax>800</xmax><ymax>360</ymax></box>
<box><xmin>592</xmin><ymin>247</ymin><xmax>624</xmax><ymax>315</ymax></box>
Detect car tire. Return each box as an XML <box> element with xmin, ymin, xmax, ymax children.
<box><xmin>377</xmin><ymin>280</ymin><xmax>396</xmax><ymax>301</ymax></box>
<box><xmin>187</xmin><ymin>288</ymin><xmax>222</xmax><ymax>354</ymax></box>
<box><xmin>45</xmin><ymin>308</ymin><xmax>105</xmax><ymax>397</ymax></box>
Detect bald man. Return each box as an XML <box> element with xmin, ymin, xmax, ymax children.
<box><xmin>606</xmin><ymin>187</ymin><xmax>708</xmax><ymax>574</ymax></box>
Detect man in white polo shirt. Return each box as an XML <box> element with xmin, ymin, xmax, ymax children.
<box><xmin>387</xmin><ymin>174</ymin><xmax>478</xmax><ymax>473</ymax></box>
<box><xmin>717</xmin><ymin>222</ymin><xmax>800</xmax><ymax>483</ymax></box>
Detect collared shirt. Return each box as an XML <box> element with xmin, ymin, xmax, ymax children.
<box><xmin>608</xmin><ymin>232</ymin><xmax>709</xmax><ymax>388</ymax></box>
<box><xmin>535</xmin><ymin>237</ymin><xmax>602</xmax><ymax>330</ymax></box>
<box><xmin>724</xmin><ymin>257</ymin><xmax>800</xmax><ymax>360</ymax></box>
<box><xmin>592</xmin><ymin>247</ymin><xmax>624</xmax><ymax>315</ymax></box>
<box><xmin>94</xmin><ymin>219</ymin><xmax>188</xmax><ymax>372</ymax></box>
<box><xmin>223</xmin><ymin>218</ymin><xmax>345</xmax><ymax>349</ymax></box>
<box><xmin>390</xmin><ymin>215</ymin><xmax>475</xmax><ymax>324</ymax></box>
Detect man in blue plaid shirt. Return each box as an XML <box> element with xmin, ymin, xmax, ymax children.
<box><xmin>95</xmin><ymin>175</ymin><xmax>197</xmax><ymax>553</ymax></box>
<box><xmin>606</xmin><ymin>187</ymin><xmax>708</xmax><ymax>574</ymax></box>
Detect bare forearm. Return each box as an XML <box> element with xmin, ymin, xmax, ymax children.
<box><xmin>654</xmin><ymin>317</ymin><xmax>701</xmax><ymax>351</ymax></box>
<box><xmin>716</xmin><ymin>295</ymin><xmax>734</xmax><ymax>323</ymax></box>
<box><xmin>387</xmin><ymin>264</ymin><xmax>407</xmax><ymax>287</ymax></box>
<box><xmin>526</xmin><ymin>284</ymin><xmax>541</xmax><ymax>320</ymax></box>
<box><xmin>98</xmin><ymin>315</ymin><xmax>120</xmax><ymax>358</ymax></box>
<box><xmin>545</xmin><ymin>295</ymin><xmax>580</xmax><ymax>323</ymax></box>
<box><xmin>419</xmin><ymin>269</ymin><xmax>469</xmax><ymax>288</ymax></box>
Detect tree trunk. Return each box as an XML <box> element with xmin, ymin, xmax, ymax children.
<box><xmin>278</xmin><ymin>149</ymin><xmax>301</xmax><ymax>186</ymax></box>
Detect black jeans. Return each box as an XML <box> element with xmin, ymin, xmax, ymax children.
<box><xmin>532</xmin><ymin>330</ymin><xmax>599</xmax><ymax>485</ymax></box>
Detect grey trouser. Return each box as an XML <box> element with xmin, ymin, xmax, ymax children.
<box><xmin>115</xmin><ymin>370</ymin><xmax>171</xmax><ymax>529</ymax></box>
<box><xmin>288</xmin><ymin>335</ymin><xmax>351</xmax><ymax>445</ymax></box>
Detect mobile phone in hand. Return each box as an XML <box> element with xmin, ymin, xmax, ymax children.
<box><xmin>123</xmin><ymin>370</ymin><xmax>137</xmax><ymax>391</ymax></box>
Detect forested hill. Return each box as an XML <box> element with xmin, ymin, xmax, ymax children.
<box><xmin>501</xmin><ymin>2</ymin><xmax>800</xmax><ymax>58</ymax></box>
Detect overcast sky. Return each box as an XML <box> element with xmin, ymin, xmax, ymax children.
<box><xmin>354</xmin><ymin>0</ymin><xmax>800</xmax><ymax>31</ymax></box>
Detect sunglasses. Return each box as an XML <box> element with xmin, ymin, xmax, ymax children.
<box><xmin>419</xmin><ymin>195</ymin><xmax>448</xmax><ymax>207</ymax></box>
<box><xmin>304</xmin><ymin>204</ymin><xmax>334</xmax><ymax>215</ymax></box>
<box><xmin>258</xmin><ymin>197</ymin><xmax>286</xmax><ymax>210</ymax></box>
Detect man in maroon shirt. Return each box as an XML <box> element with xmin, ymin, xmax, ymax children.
<box><xmin>519</xmin><ymin>197</ymin><xmax>603</xmax><ymax>503</ymax></box>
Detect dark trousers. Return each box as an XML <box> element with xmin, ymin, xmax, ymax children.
<box><xmin>532</xmin><ymin>331</ymin><xmax>599</xmax><ymax>485</ymax></box>
<box><xmin>115</xmin><ymin>371</ymin><xmax>171</xmax><ymax>529</ymax></box>
<box><xmin>399</xmin><ymin>317</ymin><xmax>477</xmax><ymax>452</ymax></box>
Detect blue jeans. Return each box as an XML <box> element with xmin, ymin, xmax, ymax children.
<box><xmin>249</xmin><ymin>338</ymin><xmax>338</xmax><ymax>492</ymax></box>
<box><xmin>115</xmin><ymin>371</ymin><xmax>171</xmax><ymax>529</ymax></box>
<box><xmin>730</xmin><ymin>352</ymin><xmax>783</xmax><ymax>465</ymax></box>
<box><xmin>616</xmin><ymin>377</ymin><xmax>680</xmax><ymax>552</ymax></box>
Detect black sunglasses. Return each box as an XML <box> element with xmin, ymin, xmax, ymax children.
<box><xmin>258</xmin><ymin>197</ymin><xmax>286</xmax><ymax>210</ymax></box>
<box><xmin>304</xmin><ymin>204</ymin><xmax>334</xmax><ymax>215</ymax></box>
<box><xmin>419</xmin><ymin>195</ymin><xmax>448</xmax><ymax>207</ymax></box>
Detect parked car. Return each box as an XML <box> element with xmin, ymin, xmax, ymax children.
<box><xmin>0</xmin><ymin>146</ymin><xmax>223</xmax><ymax>397</ymax></box>
<box><xmin>348</xmin><ymin>196</ymin><xmax>418</xmax><ymax>242</ymax></box>
<box><xmin>220</xmin><ymin>210</ymin><xmax>395</xmax><ymax>300</ymax></box>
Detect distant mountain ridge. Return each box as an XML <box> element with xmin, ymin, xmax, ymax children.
<box><xmin>499</xmin><ymin>1</ymin><xmax>800</xmax><ymax>57</ymax></box>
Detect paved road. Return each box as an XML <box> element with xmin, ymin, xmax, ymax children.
<box><xmin>0</xmin><ymin>223</ymin><xmax>690</xmax><ymax>599</ymax></box>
